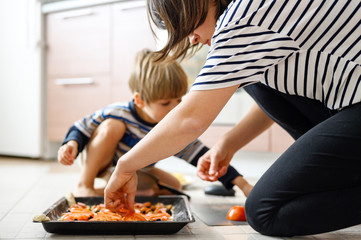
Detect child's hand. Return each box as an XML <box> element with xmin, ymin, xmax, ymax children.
<box><xmin>57</xmin><ymin>140</ymin><xmax>78</xmax><ymax>165</ymax></box>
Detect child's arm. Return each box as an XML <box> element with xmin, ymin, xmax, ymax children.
<box><xmin>58</xmin><ymin>140</ymin><xmax>78</xmax><ymax>165</ymax></box>
<box><xmin>62</xmin><ymin>126</ymin><xmax>90</xmax><ymax>154</ymax></box>
<box><xmin>58</xmin><ymin>126</ymin><xmax>90</xmax><ymax>165</ymax></box>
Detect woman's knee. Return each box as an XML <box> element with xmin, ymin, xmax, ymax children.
<box><xmin>245</xmin><ymin>191</ymin><xmax>266</xmax><ymax>235</ymax></box>
<box><xmin>245</xmin><ymin>189</ymin><xmax>291</xmax><ymax>237</ymax></box>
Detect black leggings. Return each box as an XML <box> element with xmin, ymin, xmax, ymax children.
<box><xmin>243</xmin><ymin>83</ymin><xmax>361</xmax><ymax>237</ymax></box>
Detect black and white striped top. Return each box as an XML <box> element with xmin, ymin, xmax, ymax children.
<box><xmin>191</xmin><ymin>0</ymin><xmax>361</xmax><ymax>110</ymax></box>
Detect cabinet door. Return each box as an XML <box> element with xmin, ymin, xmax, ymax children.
<box><xmin>111</xmin><ymin>1</ymin><xmax>157</xmax><ymax>102</ymax></box>
<box><xmin>47</xmin><ymin>74</ymin><xmax>111</xmax><ymax>141</ymax></box>
<box><xmin>46</xmin><ymin>5</ymin><xmax>110</xmax><ymax>75</ymax></box>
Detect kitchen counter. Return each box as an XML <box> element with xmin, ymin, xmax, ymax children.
<box><xmin>42</xmin><ymin>0</ymin><xmax>140</xmax><ymax>14</ymax></box>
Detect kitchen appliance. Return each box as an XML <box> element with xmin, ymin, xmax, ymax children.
<box><xmin>0</xmin><ymin>0</ymin><xmax>46</xmax><ymax>158</ymax></box>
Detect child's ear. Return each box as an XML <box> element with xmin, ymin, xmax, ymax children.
<box><xmin>134</xmin><ymin>92</ymin><xmax>145</xmax><ymax>108</ymax></box>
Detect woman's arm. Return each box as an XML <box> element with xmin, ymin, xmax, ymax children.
<box><xmin>197</xmin><ymin>103</ymin><xmax>274</xmax><ymax>181</ymax></box>
<box><xmin>105</xmin><ymin>85</ymin><xmax>239</xmax><ymax>210</ymax></box>
<box><xmin>116</xmin><ymin>85</ymin><xmax>239</xmax><ymax>172</ymax></box>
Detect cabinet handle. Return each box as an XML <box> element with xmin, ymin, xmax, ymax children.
<box><xmin>115</xmin><ymin>1</ymin><xmax>146</xmax><ymax>11</ymax></box>
<box><xmin>61</xmin><ymin>9</ymin><xmax>94</xmax><ymax>20</ymax></box>
<box><xmin>55</xmin><ymin>78</ymin><xmax>94</xmax><ymax>85</ymax></box>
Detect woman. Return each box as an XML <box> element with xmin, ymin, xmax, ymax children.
<box><xmin>105</xmin><ymin>0</ymin><xmax>361</xmax><ymax>237</ymax></box>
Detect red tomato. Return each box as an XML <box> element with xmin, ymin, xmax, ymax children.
<box><xmin>227</xmin><ymin>206</ymin><xmax>246</xmax><ymax>221</ymax></box>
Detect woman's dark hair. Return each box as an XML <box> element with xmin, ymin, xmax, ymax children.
<box><xmin>147</xmin><ymin>0</ymin><xmax>231</xmax><ymax>62</ymax></box>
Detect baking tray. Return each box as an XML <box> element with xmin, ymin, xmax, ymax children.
<box><xmin>36</xmin><ymin>195</ymin><xmax>194</xmax><ymax>235</ymax></box>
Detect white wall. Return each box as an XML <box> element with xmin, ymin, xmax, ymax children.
<box><xmin>0</xmin><ymin>0</ymin><xmax>44</xmax><ymax>157</ymax></box>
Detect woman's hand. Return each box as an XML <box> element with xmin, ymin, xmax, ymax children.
<box><xmin>197</xmin><ymin>141</ymin><xmax>234</xmax><ymax>182</ymax></box>
<box><xmin>197</xmin><ymin>103</ymin><xmax>275</xmax><ymax>182</ymax></box>
<box><xmin>104</xmin><ymin>170</ymin><xmax>138</xmax><ymax>212</ymax></box>
<box><xmin>57</xmin><ymin>140</ymin><xmax>78</xmax><ymax>165</ymax></box>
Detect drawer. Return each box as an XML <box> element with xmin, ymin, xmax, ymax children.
<box><xmin>47</xmin><ymin>74</ymin><xmax>111</xmax><ymax>141</ymax></box>
<box><xmin>46</xmin><ymin>5</ymin><xmax>110</xmax><ymax>75</ymax></box>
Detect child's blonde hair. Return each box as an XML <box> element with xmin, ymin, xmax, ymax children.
<box><xmin>129</xmin><ymin>49</ymin><xmax>189</xmax><ymax>102</ymax></box>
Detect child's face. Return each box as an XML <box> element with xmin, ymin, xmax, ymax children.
<box><xmin>142</xmin><ymin>97</ymin><xmax>183</xmax><ymax>123</ymax></box>
<box><xmin>188</xmin><ymin>2</ymin><xmax>217</xmax><ymax>46</ymax></box>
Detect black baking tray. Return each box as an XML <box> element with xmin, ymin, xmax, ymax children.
<box><xmin>36</xmin><ymin>195</ymin><xmax>194</xmax><ymax>235</ymax></box>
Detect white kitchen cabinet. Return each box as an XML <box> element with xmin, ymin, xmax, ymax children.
<box><xmin>0</xmin><ymin>0</ymin><xmax>44</xmax><ymax>157</ymax></box>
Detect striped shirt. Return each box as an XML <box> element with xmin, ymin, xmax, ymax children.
<box><xmin>192</xmin><ymin>0</ymin><xmax>361</xmax><ymax>110</ymax></box>
<box><xmin>71</xmin><ymin>101</ymin><xmax>206</xmax><ymax>164</ymax></box>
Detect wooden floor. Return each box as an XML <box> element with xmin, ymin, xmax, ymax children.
<box><xmin>1</xmin><ymin>154</ymin><xmax>361</xmax><ymax>239</ymax></box>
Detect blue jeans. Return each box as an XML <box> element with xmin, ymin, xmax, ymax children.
<box><xmin>244</xmin><ymin>83</ymin><xmax>361</xmax><ymax>236</ymax></box>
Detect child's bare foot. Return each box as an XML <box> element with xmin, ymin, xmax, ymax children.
<box><xmin>74</xmin><ymin>186</ymin><xmax>104</xmax><ymax>197</ymax></box>
<box><xmin>241</xmin><ymin>183</ymin><xmax>253</xmax><ymax>197</ymax></box>
<box><xmin>232</xmin><ymin>176</ymin><xmax>254</xmax><ymax>197</ymax></box>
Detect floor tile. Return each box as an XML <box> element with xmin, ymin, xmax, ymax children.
<box><xmin>103</xmin><ymin>236</ymin><xmax>135</xmax><ymax>239</ymax></box>
<box><xmin>239</xmin><ymin>225</ymin><xmax>259</xmax><ymax>234</ymax></box>
<box><xmin>0</xmin><ymin>232</ymin><xmax>18</xmax><ymax>239</ymax></box>
<box><xmin>223</xmin><ymin>234</ymin><xmax>256</xmax><ymax>240</ymax></box>
<box><xmin>251</xmin><ymin>234</ymin><xmax>285</xmax><ymax>240</ymax></box>
<box><xmin>213</xmin><ymin>225</ymin><xmax>246</xmax><ymax>235</ymax></box>
<box><xmin>284</xmin><ymin>237</ymin><xmax>315</xmax><ymax>240</ymax></box>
